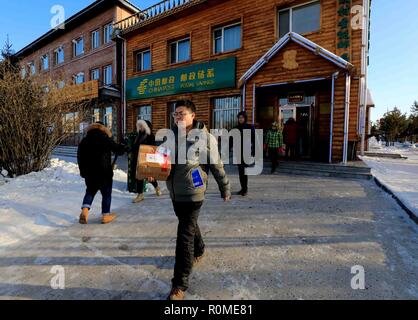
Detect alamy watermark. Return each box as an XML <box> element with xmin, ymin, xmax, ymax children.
<box><xmin>50</xmin><ymin>5</ymin><xmax>65</xmax><ymax>30</ymax></box>
<box><xmin>351</xmin><ymin>265</ymin><xmax>365</xmax><ymax>290</ymax></box>
<box><xmin>155</xmin><ymin>121</ymin><xmax>264</xmax><ymax>175</ymax></box>
<box><xmin>50</xmin><ymin>265</ymin><xmax>65</xmax><ymax>290</ymax></box>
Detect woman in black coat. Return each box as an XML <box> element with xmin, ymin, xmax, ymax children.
<box><xmin>77</xmin><ymin>122</ymin><xmax>126</xmax><ymax>224</ymax></box>
<box><xmin>132</xmin><ymin>119</ymin><xmax>162</xmax><ymax>203</ymax></box>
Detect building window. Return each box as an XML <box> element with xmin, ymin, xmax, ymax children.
<box><xmin>21</xmin><ymin>66</ymin><xmax>26</xmax><ymax>79</ymax></box>
<box><xmin>213</xmin><ymin>23</ymin><xmax>241</xmax><ymax>54</ymax></box>
<box><xmin>28</xmin><ymin>62</ymin><xmax>36</xmax><ymax>75</ymax></box>
<box><xmin>55</xmin><ymin>47</ymin><xmax>64</xmax><ymax>65</ymax></box>
<box><xmin>73</xmin><ymin>37</ymin><xmax>84</xmax><ymax>57</ymax></box>
<box><xmin>92</xmin><ymin>108</ymin><xmax>101</xmax><ymax>123</ymax></box>
<box><xmin>169</xmin><ymin>38</ymin><xmax>190</xmax><ymax>64</ymax></box>
<box><xmin>212</xmin><ymin>96</ymin><xmax>241</xmax><ymax>130</ymax></box>
<box><xmin>103</xmin><ymin>65</ymin><xmax>112</xmax><ymax>85</ymax></box>
<box><xmin>168</xmin><ymin>102</ymin><xmax>178</xmax><ymax>129</ymax></box>
<box><xmin>278</xmin><ymin>1</ymin><xmax>321</xmax><ymax>38</ymax></box>
<box><xmin>91</xmin><ymin>29</ymin><xmax>100</xmax><ymax>50</ymax></box>
<box><xmin>40</xmin><ymin>54</ymin><xmax>49</xmax><ymax>71</ymax></box>
<box><xmin>136</xmin><ymin>49</ymin><xmax>151</xmax><ymax>72</ymax></box>
<box><xmin>91</xmin><ymin>68</ymin><xmax>100</xmax><ymax>81</ymax></box>
<box><xmin>137</xmin><ymin>105</ymin><xmax>152</xmax><ymax>122</ymax></box>
<box><xmin>62</xmin><ymin>112</ymin><xmax>80</xmax><ymax>134</ymax></box>
<box><xmin>104</xmin><ymin>107</ymin><xmax>113</xmax><ymax>130</ymax></box>
<box><xmin>104</xmin><ymin>23</ymin><xmax>113</xmax><ymax>44</ymax></box>
<box><xmin>56</xmin><ymin>80</ymin><xmax>65</xmax><ymax>89</ymax></box>
<box><xmin>74</xmin><ymin>73</ymin><xmax>85</xmax><ymax>84</ymax></box>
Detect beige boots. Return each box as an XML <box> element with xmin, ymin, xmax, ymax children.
<box><xmin>132</xmin><ymin>187</ymin><xmax>162</xmax><ymax>203</ymax></box>
<box><xmin>132</xmin><ymin>193</ymin><xmax>145</xmax><ymax>203</ymax></box>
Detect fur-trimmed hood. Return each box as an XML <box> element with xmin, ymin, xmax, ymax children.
<box><xmin>136</xmin><ymin>119</ymin><xmax>152</xmax><ymax>135</ymax></box>
<box><xmin>87</xmin><ymin>123</ymin><xmax>112</xmax><ymax>138</ymax></box>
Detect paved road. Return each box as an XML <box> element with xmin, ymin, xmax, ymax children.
<box><xmin>1</xmin><ymin>171</ymin><xmax>417</xmax><ymax>300</ymax></box>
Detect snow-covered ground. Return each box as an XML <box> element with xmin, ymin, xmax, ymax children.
<box><xmin>1</xmin><ymin>147</ymin><xmax>418</xmax><ymax>299</ymax></box>
<box><xmin>361</xmin><ymin>139</ymin><xmax>418</xmax><ymax>219</ymax></box>
<box><xmin>0</xmin><ymin>158</ymin><xmax>139</xmax><ymax>250</ymax></box>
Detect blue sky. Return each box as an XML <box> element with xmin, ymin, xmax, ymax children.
<box><xmin>0</xmin><ymin>0</ymin><xmax>416</xmax><ymax>121</ymax></box>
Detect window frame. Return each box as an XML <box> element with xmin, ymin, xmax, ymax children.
<box><xmin>40</xmin><ymin>54</ymin><xmax>49</xmax><ymax>71</ymax></box>
<box><xmin>56</xmin><ymin>80</ymin><xmax>65</xmax><ymax>89</ymax></box>
<box><xmin>28</xmin><ymin>61</ymin><xmax>36</xmax><ymax>75</ymax></box>
<box><xmin>277</xmin><ymin>0</ymin><xmax>321</xmax><ymax>39</ymax></box>
<box><xmin>103</xmin><ymin>65</ymin><xmax>113</xmax><ymax>86</ymax></box>
<box><xmin>54</xmin><ymin>46</ymin><xmax>65</xmax><ymax>65</ymax></box>
<box><xmin>168</xmin><ymin>37</ymin><xmax>191</xmax><ymax>65</ymax></box>
<box><xmin>211</xmin><ymin>95</ymin><xmax>242</xmax><ymax>130</ymax></box>
<box><xmin>62</xmin><ymin>112</ymin><xmax>80</xmax><ymax>134</ymax></box>
<box><xmin>136</xmin><ymin>48</ymin><xmax>151</xmax><ymax>72</ymax></box>
<box><xmin>73</xmin><ymin>72</ymin><xmax>85</xmax><ymax>85</ymax></box>
<box><xmin>104</xmin><ymin>106</ymin><xmax>113</xmax><ymax>130</ymax></box>
<box><xmin>90</xmin><ymin>68</ymin><xmax>100</xmax><ymax>81</ymax></box>
<box><xmin>103</xmin><ymin>22</ymin><xmax>113</xmax><ymax>44</ymax></box>
<box><xmin>136</xmin><ymin>105</ymin><xmax>152</xmax><ymax>122</ymax></box>
<box><xmin>21</xmin><ymin>66</ymin><xmax>27</xmax><ymax>78</ymax></box>
<box><xmin>212</xmin><ymin>22</ymin><xmax>242</xmax><ymax>55</ymax></box>
<box><xmin>91</xmin><ymin>29</ymin><xmax>100</xmax><ymax>50</ymax></box>
<box><xmin>73</xmin><ymin>37</ymin><xmax>84</xmax><ymax>57</ymax></box>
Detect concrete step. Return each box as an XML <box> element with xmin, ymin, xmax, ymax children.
<box><xmin>52</xmin><ymin>146</ymin><xmax>78</xmax><ymax>158</ymax></box>
<box><xmin>275</xmin><ymin>167</ymin><xmax>373</xmax><ymax>180</ymax></box>
<box><xmin>260</xmin><ymin>160</ymin><xmax>372</xmax><ymax>180</ymax></box>
<box><xmin>364</xmin><ymin>152</ymin><xmax>408</xmax><ymax>159</ymax></box>
<box><xmin>275</xmin><ymin>161</ymin><xmax>371</xmax><ymax>174</ymax></box>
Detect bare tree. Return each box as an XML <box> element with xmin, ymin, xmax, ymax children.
<box><xmin>0</xmin><ymin>59</ymin><xmax>90</xmax><ymax>177</ymax></box>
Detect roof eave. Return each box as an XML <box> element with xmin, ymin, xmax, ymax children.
<box><xmin>239</xmin><ymin>32</ymin><xmax>355</xmax><ymax>87</ymax></box>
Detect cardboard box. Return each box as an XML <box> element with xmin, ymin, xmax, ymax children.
<box><xmin>136</xmin><ymin>145</ymin><xmax>171</xmax><ymax>181</ymax></box>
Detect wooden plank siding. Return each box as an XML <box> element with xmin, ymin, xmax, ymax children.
<box><xmin>123</xmin><ymin>0</ymin><xmax>366</xmax><ymax>162</ymax></box>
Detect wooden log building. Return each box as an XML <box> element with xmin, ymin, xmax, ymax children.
<box><xmin>114</xmin><ymin>0</ymin><xmax>373</xmax><ymax>163</ymax></box>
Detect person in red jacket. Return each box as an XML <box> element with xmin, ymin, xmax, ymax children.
<box><xmin>283</xmin><ymin>118</ymin><xmax>299</xmax><ymax>160</ymax></box>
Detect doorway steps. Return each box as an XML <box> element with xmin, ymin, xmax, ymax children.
<box><xmin>52</xmin><ymin>146</ymin><xmax>78</xmax><ymax>158</ymax></box>
<box><xmin>267</xmin><ymin>160</ymin><xmax>372</xmax><ymax>180</ymax></box>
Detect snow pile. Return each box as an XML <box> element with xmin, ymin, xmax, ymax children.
<box><xmin>401</xmin><ymin>141</ymin><xmax>415</xmax><ymax>149</ymax></box>
<box><xmin>369</xmin><ymin>137</ymin><xmax>383</xmax><ymax>150</ymax></box>
<box><xmin>0</xmin><ymin>158</ymin><xmax>133</xmax><ymax>249</ymax></box>
<box><xmin>1</xmin><ymin>169</ymin><xmax>8</xmax><ymax>177</ymax></box>
<box><xmin>0</xmin><ymin>169</ymin><xmax>8</xmax><ymax>186</ymax></box>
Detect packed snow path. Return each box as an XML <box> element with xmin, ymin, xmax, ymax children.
<box><xmin>0</xmin><ymin>162</ymin><xmax>418</xmax><ymax>299</ymax></box>
<box><xmin>361</xmin><ymin>143</ymin><xmax>418</xmax><ymax>221</ymax></box>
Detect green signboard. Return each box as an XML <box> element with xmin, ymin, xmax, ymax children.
<box><xmin>126</xmin><ymin>57</ymin><xmax>236</xmax><ymax>100</ymax></box>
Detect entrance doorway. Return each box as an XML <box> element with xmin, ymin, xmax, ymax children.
<box><xmin>279</xmin><ymin>96</ymin><xmax>315</xmax><ymax>159</ymax></box>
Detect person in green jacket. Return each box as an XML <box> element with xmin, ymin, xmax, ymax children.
<box><xmin>264</xmin><ymin>122</ymin><xmax>284</xmax><ymax>173</ymax></box>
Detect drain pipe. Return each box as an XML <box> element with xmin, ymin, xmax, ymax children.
<box><xmin>252</xmin><ymin>83</ymin><xmax>256</xmax><ymax>125</ymax></box>
<box><xmin>343</xmin><ymin>72</ymin><xmax>351</xmax><ymax>164</ymax></box>
<box><xmin>329</xmin><ymin>72</ymin><xmax>339</xmax><ymax>163</ymax></box>
<box><xmin>359</xmin><ymin>0</ymin><xmax>371</xmax><ymax>156</ymax></box>
<box><xmin>242</xmin><ymin>83</ymin><xmax>246</xmax><ymax>112</ymax></box>
<box><xmin>117</xmin><ymin>33</ymin><xmax>127</xmax><ymax>137</ymax></box>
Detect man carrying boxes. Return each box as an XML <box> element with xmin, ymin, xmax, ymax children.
<box><xmin>160</xmin><ymin>100</ymin><xmax>231</xmax><ymax>300</ymax></box>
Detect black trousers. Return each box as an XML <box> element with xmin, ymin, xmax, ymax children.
<box><xmin>285</xmin><ymin>144</ymin><xmax>297</xmax><ymax>160</ymax></box>
<box><xmin>172</xmin><ymin>201</ymin><xmax>205</xmax><ymax>291</ymax></box>
<box><xmin>269</xmin><ymin>148</ymin><xmax>279</xmax><ymax>172</ymax></box>
<box><xmin>238</xmin><ymin>164</ymin><xmax>248</xmax><ymax>192</ymax></box>
<box><xmin>136</xmin><ymin>179</ymin><xmax>158</xmax><ymax>194</ymax></box>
